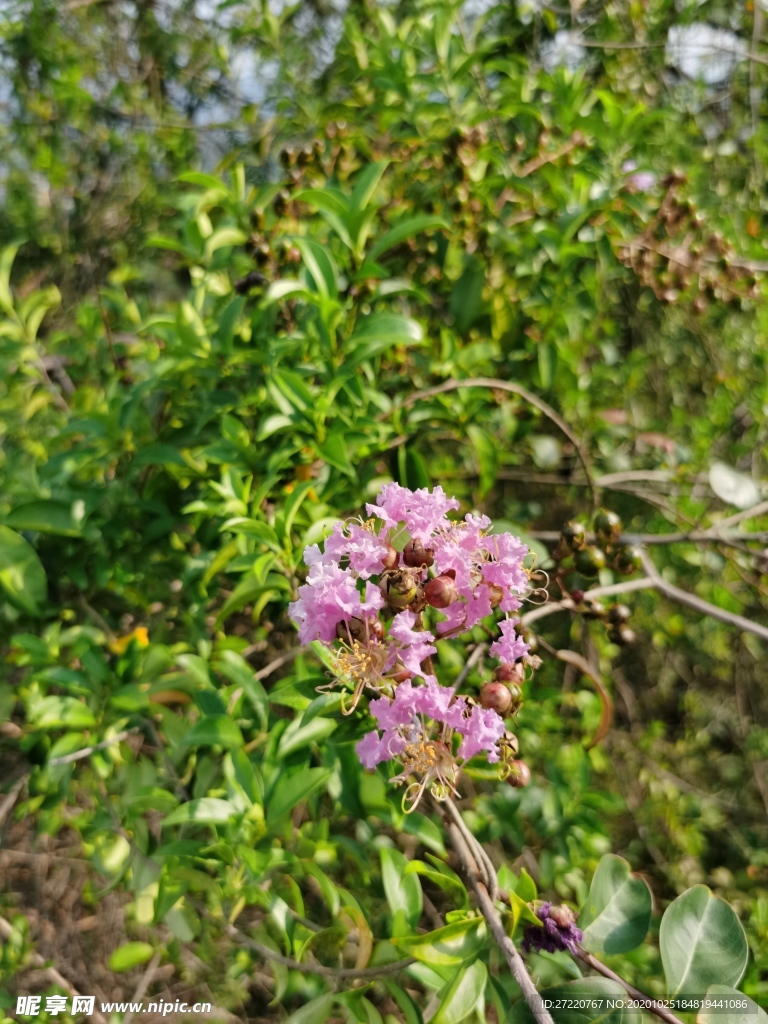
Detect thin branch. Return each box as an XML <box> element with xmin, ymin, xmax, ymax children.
<box><xmin>444</xmin><ymin>814</ymin><xmax>555</xmax><ymax>1024</ymax></box>
<box><xmin>520</xmin><ymin>579</ymin><xmax>653</xmax><ymax>627</ymax></box>
<box><xmin>389</xmin><ymin>378</ymin><xmax>597</xmax><ymax>510</ymax></box>
<box><xmin>223</xmin><ymin>922</ymin><xmax>415</xmax><ymax>979</ymax></box>
<box><xmin>574</xmin><ymin>950</ymin><xmax>686</xmax><ymax>1024</ymax></box>
<box><xmin>48</xmin><ymin>729</ymin><xmax>138</xmax><ymax>767</ymax></box>
<box><xmin>0</xmin><ymin>773</ymin><xmax>28</xmax><ymax>829</ymax></box>
<box><xmin>528</xmin><ymin>530</ymin><xmax>768</xmax><ymax>546</ymax></box>
<box><xmin>638</xmin><ymin>549</ymin><xmax>768</xmax><ymax>642</ymax></box>
<box><xmin>453</xmin><ymin>643</ymin><xmax>487</xmax><ymax>689</ymax></box>
<box><xmin>123</xmin><ymin>952</ymin><xmax>162</xmax><ymax>1024</ymax></box>
<box><xmin>713</xmin><ymin>499</ymin><xmax>768</xmax><ymax>531</ymax></box>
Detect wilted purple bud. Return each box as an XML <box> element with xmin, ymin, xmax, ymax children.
<box><xmin>521</xmin><ymin>902</ymin><xmax>583</xmax><ymax>956</ymax></box>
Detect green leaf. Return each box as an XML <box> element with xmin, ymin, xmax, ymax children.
<box><xmin>266</xmin><ymin>767</ymin><xmax>330</xmax><ymax>824</ymax></box>
<box><xmin>281</xmin><ymin>994</ymin><xmax>336</xmax><ymax>1024</ymax></box>
<box><xmin>276</xmin><ymin>715</ymin><xmax>337</xmax><ymax>759</ymax></box>
<box><xmin>368</xmin><ymin>215</ymin><xmax>449</xmax><ymax>262</ymax></box>
<box><xmin>432</xmin><ymin>959</ymin><xmax>487</xmax><ymax>1024</ymax></box>
<box><xmin>290</xmin><ymin>236</ymin><xmax>339</xmax><ymax>298</ymax></box>
<box><xmin>214</xmin><ymin>650</ymin><xmax>269</xmax><ymax>730</ymax></box>
<box><xmin>402</xmin><ymin>860</ymin><xmax>468</xmax><ymax>908</ymax></box>
<box><xmin>380</xmin><ymin>847</ymin><xmax>422</xmax><ymax>936</ymax></box>
<box><xmin>108</xmin><ymin>942</ymin><xmax>155</xmax><ymax>973</ymax></box>
<box><xmin>204</xmin><ymin>227</ymin><xmax>247</xmax><ymax>261</ymax></box>
<box><xmin>0</xmin><ymin>525</ymin><xmax>47</xmax><ymax>615</ymax></box>
<box><xmin>660</xmin><ymin>886</ymin><xmax>749</xmax><ymax>996</ymax></box>
<box><xmin>509</xmin><ymin>978</ymin><xmax>641</xmax><ymax>1024</ymax></box>
<box><xmin>5</xmin><ymin>500</ymin><xmax>86</xmax><ymax>536</ymax></box>
<box><xmin>316</xmin><ymin>432</ymin><xmax>355</xmax><ymax>477</ymax></box>
<box><xmin>177</xmin><ymin>171</ymin><xmax>229</xmax><ymax>191</ymax></box>
<box><xmin>29</xmin><ymin>696</ymin><xmax>96</xmax><ymax>730</ymax></box>
<box><xmin>162</xmin><ymin>798</ymin><xmax>238</xmax><ymax>827</ymax></box>
<box><xmin>697</xmin><ymin>987</ymin><xmax>768</xmax><ymax>1024</ymax></box>
<box><xmin>467</xmin><ymin>424</ymin><xmax>499</xmax><ymax>498</ymax></box>
<box><xmin>393</xmin><ymin>918</ymin><xmax>487</xmax><ymax>966</ymax></box>
<box><xmin>180</xmin><ymin>715</ymin><xmax>244</xmax><ymax>749</ymax></box>
<box><xmin>349</xmin><ymin>160</ymin><xmax>389</xmax><ymax>217</ymax></box>
<box><xmin>578</xmin><ymin>854</ymin><xmax>653</xmax><ymax>955</ymax></box>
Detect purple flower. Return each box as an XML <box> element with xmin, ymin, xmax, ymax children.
<box><xmin>388</xmin><ymin>609</ymin><xmax>437</xmax><ymax>678</ymax></box>
<box><xmin>455</xmin><ymin>705</ymin><xmax>506</xmax><ymax>762</ymax></box>
<box><xmin>521</xmin><ymin>903</ymin><xmax>584</xmax><ymax>956</ymax></box>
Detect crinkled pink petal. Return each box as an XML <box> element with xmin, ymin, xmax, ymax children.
<box><xmin>489</xmin><ymin>617</ymin><xmax>529</xmax><ymax>664</ymax></box>
<box><xmin>357</xmin><ymin>730</ymin><xmax>385</xmax><ymax>769</ymax></box>
<box><xmin>456</xmin><ymin>705</ymin><xmax>506</xmax><ymax>761</ymax></box>
<box><xmin>388</xmin><ymin>609</ymin><xmax>437</xmax><ymax>677</ymax></box>
<box><xmin>367</xmin><ymin>483</ymin><xmax>460</xmax><ymax>542</ymax></box>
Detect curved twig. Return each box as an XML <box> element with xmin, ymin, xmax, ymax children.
<box><xmin>390</xmin><ymin>378</ymin><xmax>597</xmax><ymax>511</ymax></box>
<box><xmin>554</xmin><ymin>650</ymin><xmax>613</xmax><ymax>749</ymax></box>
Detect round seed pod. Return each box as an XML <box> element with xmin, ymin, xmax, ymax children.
<box><xmin>612</xmin><ymin>546</ymin><xmax>643</xmax><ymax>575</ymax></box>
<box><xmin>561</xmin><ymin>521</ymin><xmax>587</xmax><ymax>552</ymax></box>
<box><xmin>380</xmin><ymin>570</ymin><xmax>420</xmax><ymax>609</ymax></box>
<box><xmin>507</xmin><ymin>760</ymin><xmax>531</xmax><ymax>788</ymax></box>
<box><xmin>573</xmin><ymin>546</ymin><xmax>607</xmax><ymax>578</ymax></box>
<box><xmin>594</xmin><ymin>509</ymin><xmax>623</xmax><ymax>544</ymax></box>
<box><xmin>580</xmin><ymin>598</ymin><xmax>606</xmax><ymax>620</ymax></box>
<box><xmin>607</xmin><ymin>603</ymin><xmax>631</xmax><ymax>625</ymax></box>
<box><xmin>479</xmin><ymin>682</ymin><xmax>513</xmax><ymax>716</ymax></box>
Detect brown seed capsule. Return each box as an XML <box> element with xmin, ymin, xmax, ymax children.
<box><xmin>403</xmin><ymin>539</ymin><xmax>435</xmax><ymax>568</ymax></box>
<box><xmin>424</xmin><ymin>574</ymin><xmax>458</xmax><ymax>609</ymax></box>
<box><xmin>486</xmin><ymin>583</ymin><xmax>504</xmax><ymax>608</ymax></box>
<box><xmin>507</xmin><ymin>760</ymin><xmax>531</xmax><ymax>788</ymax></box>
<box><xmin>495</xmin><ymin>663</ymin><xmax>525</xmax><ymax>684</ymax></box>
<box><xmin>381</xmin><ymin>545</ymin><xmax>399</xmax><ymax>570</ymax></box>
<box><xmin>368</xmin><ymin>618</ymin><xmax>385</xmax><ymax>641</ymax></box>
<box><xmin>479</xmin><ymin>682</ymin><xmax>513</xmax><ymax>716</ymax></box>
<box><xmin>501</xmin><ymin>730</ymin><xmax>519</xmax><ymax>756</ymax></box>
<box><xmin>380</xmin><ymin>569</ymin><xmax>420</xmax><ymax>609</ymax></box>
<box><xmin>336</xmin><ymin>617</ymin><xmax>365</xmax><ymax>642</ymax></box>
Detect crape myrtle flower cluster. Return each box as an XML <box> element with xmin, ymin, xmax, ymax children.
<box><xmin>289</xmin><ymin>483</ymin><xmax>540</xmax><ymax>810</ymax></box>
<box><xmin>521</xmin><ymin>903</ymin><xmax>583</xmax><ymax>956</ymax></box>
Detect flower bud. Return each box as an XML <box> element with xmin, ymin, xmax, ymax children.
<box><xmin>574</xmin><ymin>546</ymin><xmax>607</xmax><ymax>578</ymax></box>
<box><xmin>570</xmin><ymin>589</ymin><xmax>585</xmax><ymax>604</ymax></box>
<box><xmin>507</xmin><ymin>760</ymin><xmax>531</xmax><ymax>788</ymax></box>
<box><xmin>495</xmin><ymin>663</ymin><xmax>525</xmax><ymax>684</ymax></box>
<box><xmin>402</xmin><ymin>539</ymin><xmax>435</xmax><ymax>568</ymax></box>
<box><xmin>380</xmin><ymin>569</ymin><xmax>420</xmax><ymax>609</ymax></box>
<box><xmin>381</xmin><ymin>545</ymin><xmax>399</xmax><ymax>570</ymax></box>
<box><xmin>368</xmin><ymin>617</ymin><xmax>385</xmax><ymax>641</ymax></box>
<box><xmin>424</xmin><ymin>574</ymin><xmax>458</xmax><ymax>609</ymax></box>
<box><xmin>561</xmin><ymin>521</ymin><xmax>587</xmax><ymax>552</ymax></box>
<box><xmin>549</xmin><ymin>905</ymin><xmax>577</xmax><ymax>928</ymax></box>
<box><xmin>479</xmin><ymin>682</ymin><xmax>513</xmax><ymax>716</ymax></box>
<box><xmin>608</xmin><ymin>625</ymin><xmax>637</xmax><ymax>646</ymax></box>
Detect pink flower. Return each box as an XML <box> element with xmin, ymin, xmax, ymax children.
<box><xmin>315</xmin><ymin>522</ymin><xmax>389</xmax><ymax>579</ymax></box>
<box><xmin>388</xmin><ymin>610</ymin><xmax>437</xmax><ymax>678</ymax></box>
<box><xmin>289</xmin><ymin>562</ymin><xmax>384</xmax><ymax>644</ymax></box>
<box><xmin>357</xmin><ymin>730</ymin><xmax>385</xmax><ymax>769</ymax></box>
<box><xmin>456</xmin><ymin>705</ymin><xmax>506</xmax><ymax>762</ymax></box>
<box><xmin>366</xmin><ymin>483</ymin><xmax>460</xmax><ymax>542</ymax></box>
<box><xmin>489</xmin><ymin>617</ymin><xmax>529</xmax><ymax>664</ymax></box>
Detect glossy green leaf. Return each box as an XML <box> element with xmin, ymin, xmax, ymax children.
<box><xmin>266</xmin><ymin>767</ymin><xmax>330</xmax><ymax>824</ymax></box>
<box><xmin>393</xmin><ymin>917</ymin><xmax>487</xmax><ymax>966</ymax></box>
<box><xmin>0</xmin><ymin>525</ymin><xmax>47</xmax><ymax>615</ymax></box>
<box><xmin>697</xmin><ymin>986</ymin><xmax>767</xmax><ymax>1024</ymax></box>
<box><xmin>380</xmin><ymin>846</ymin><xmax>423</xmax><ymax>936</ymax></box>
<box><xmin>579</xmin><ymin>854</ymin><xmax>653</xmax><ymax>955</ymax></box>
<box><xmin>432</xmin><ymin>959</ymin><xmax>487</xmax><ymax>1024</ymax></box>
<box><xmin>368</xmin><ymin>215</ymin><xmax>449</xmax><ymax>261</ymax></box>
<box><xmin>660</xmin><ymin>885</ymin><xmax>749</xmax><ymax>996</ymax></box>
<box><xmin>162</xmin><ymin>798</ymin><xmax>239</xmax><ymax>827</ymax></box>
<box><xmin>29</xmin><ymin>696</ymin><xmax>96</xmax><ymax>729</ymax></box>
<box><xmin>180</xmin><ymin>715</ymin><xmax>244</xmax><ymax>749</ymax></box>
<box><xmin>5</xmin><ymin>500</ymin><xmax>86</xmax><ymax>536</ymax></box>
